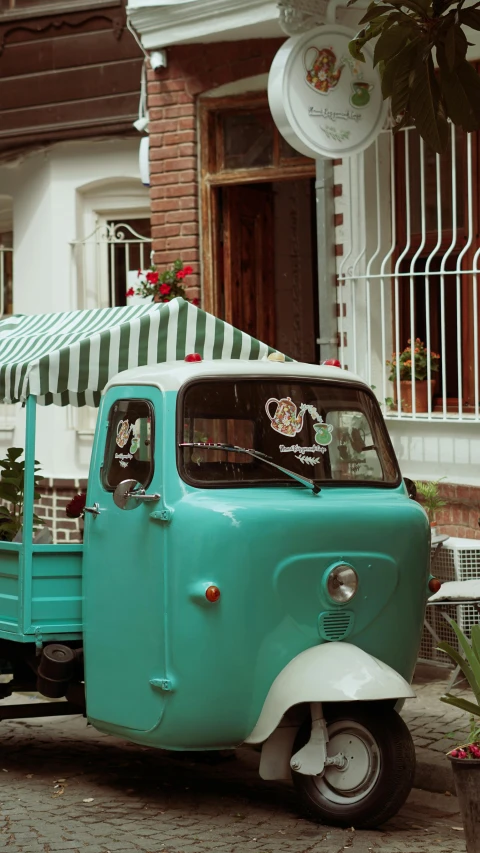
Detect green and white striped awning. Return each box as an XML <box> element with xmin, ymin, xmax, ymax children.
<box><xmin>0</xmin><ymin>298</ymin><xmax>281</xmax><ymax>407</ymax></box>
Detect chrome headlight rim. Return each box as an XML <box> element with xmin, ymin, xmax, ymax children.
<box><xmin>324</xmin><ymin>562</ymin><xmax>359</xmax><ymax>605</ymax></box>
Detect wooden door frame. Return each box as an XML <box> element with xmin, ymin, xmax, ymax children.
<box><xmin>199</xmin><ymin>93</ymin><xmax>316</xmax><ymax>317</ymax></box>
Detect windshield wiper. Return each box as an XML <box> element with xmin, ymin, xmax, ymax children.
<box><xmin>179</xmin><ymin>442</ymin><xmax>321</xmax><ymax>494</ymax></box>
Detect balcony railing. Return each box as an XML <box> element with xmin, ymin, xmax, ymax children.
<box><xmin>338</xmin><ymin>124</ymin><xmax>480</xmax><ymax>422</ymax></box>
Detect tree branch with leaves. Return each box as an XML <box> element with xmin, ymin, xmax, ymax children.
<box><xmin>348</xmin><ymin>0</ymin><xmax>480</xmax><ymax>151</ymax></box>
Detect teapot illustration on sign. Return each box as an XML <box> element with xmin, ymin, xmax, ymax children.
<box><xmin>266</xmin><ymin>397</ymin><xmax>305</xmax><ymax>437</ymax></box>
<box><xmin>304</xmin><ymin>46</ymin><xmax>344</xmax><ymax>95</ymax></box>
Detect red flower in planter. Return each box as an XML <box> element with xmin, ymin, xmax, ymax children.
<box><xmin>126</xmin><ymin>287</ymin><xmax>135</xmax><ymax>298</ymax></box>
<box><xmin>127</xmin><ymin>259</ymin><xmax>196</xmax><ymax>303</ymax></box>
<box><xmin>66</xmin><ymin>493</ymin><xmax>86</xmax><ymax>519</ymax></box>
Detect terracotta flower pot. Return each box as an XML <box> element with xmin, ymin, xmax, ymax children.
<box><xmin>450</xmin><ymin>756</ymin><xmax>480</xmax><ymax>852</ymax></box>
<box><xmin>395</xmin><ymin>380</ymin><xmax>436</xmax><ymax>413</ymax></box>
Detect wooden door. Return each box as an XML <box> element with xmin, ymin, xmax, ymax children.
<box><xmin>222</xmin><ymin>185</ymin><xmax>275</xmax><ymax>347</ymax></box>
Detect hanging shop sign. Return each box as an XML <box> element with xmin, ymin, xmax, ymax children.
<box><xmin>268</xmin><ymin>24</ymin><xmax>387</xmax><ymax>159</ymax></box>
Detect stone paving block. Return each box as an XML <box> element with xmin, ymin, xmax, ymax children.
<box><xmin>428</xmin><ymin>738</ymin><xmax>458</xmax><ymax>753</ymax></box>
<box><xmin>413</xmin><ymin>737</ymin><xmax>433</xmax><ymax>747</ymax></box>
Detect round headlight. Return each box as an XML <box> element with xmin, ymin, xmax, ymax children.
<box><xmin>326</xmin><ymin>564</ymin><xmax>358</xmax><ymax>603</ymax></box>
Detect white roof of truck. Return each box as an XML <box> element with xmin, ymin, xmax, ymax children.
<box><xmin>104</xmin><ymin>358</ymin><xmax>365</xmax><ymax>394</ymax></box>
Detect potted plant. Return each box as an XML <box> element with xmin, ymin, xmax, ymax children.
<box><xmin>386</xmin><ymin>339</ymin><xmax>440</xmax><ymax>413</ymax></box>
<box><xmin>414</xmin><ymin>478</ymin><xmax>446</xmax><ymax>537</ymax></box>
<box><xmin>438</xmin><ymin>619</ymin><xmax>480</xmax><ymax>852</ymax></box>
<box><xmin>0</xmin><ymin>447</ymin><xmax>44</xmax><ymax>541</ymax></box>
<box><xmin>126</xmin><ymin>259</ymin><xmax>198</xmax><ymax>306</ymax></box>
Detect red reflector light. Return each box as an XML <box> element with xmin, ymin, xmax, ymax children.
<box><xmin>323</xmin><ymin>359</ymin><xmax>342</xmax><ymax>368</ymax></box>
<box><xmin>185</xmin><ymin>353</ymin><xmax>202</xmax><ymax>363</ymax></box>
<box><xmin>429</xmin><ymin>577</ymin><xmax>442</xmax><ymax>594</ymax></box>
<box><xmin>205</xmin><ymin>585</ymin><xmax>221</xmax><ymax>603</ymax></box>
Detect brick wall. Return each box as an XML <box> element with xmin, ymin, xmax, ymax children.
<box><xmin>146</xmin><ymin>37</ymin><xmax>284</xmax><ymax>300</ymax></box>
<box><xmin>416</xmin><ymin>482</ymin><xmax>480</xmax><ymax>541</ymax></box>
<box><xmin>36</xmin><ymin>478</ymin><xmax>87</xmax><ymax>544</ymax></box>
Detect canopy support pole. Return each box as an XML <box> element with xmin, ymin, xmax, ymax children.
<box><xmin>21</xmin><ymin>395</ymin><xmax>36</xmax><ymax>634</ymax></box>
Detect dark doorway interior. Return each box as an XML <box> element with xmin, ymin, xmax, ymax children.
<box><xmin>218</xmin><ymin>178</ymin><xmax>319</xmax><ymax>363</ymax></box>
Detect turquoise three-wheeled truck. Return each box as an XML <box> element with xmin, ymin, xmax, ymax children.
<box><xmin>0</xmin><ymin>298</ymin><xmax>430</xmax><ymax>828</ymax></box>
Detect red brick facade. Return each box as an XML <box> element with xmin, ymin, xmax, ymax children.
<box><xmin>146</xmin><ymin>38</ymin><xmax>285</xmax><ymax>301</ymax></box>
<box><xmin>417</xmin><ymin>483</ymin><xmax>480</xmax><ymax>541</ymax></box>
<box><xmin>36</xmin><ymin>479</ymin><xmax>87</xmax><ymax>544</ymax></box>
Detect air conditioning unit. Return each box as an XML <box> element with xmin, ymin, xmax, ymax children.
<box><xmin>419</xmin><ymin>537</ymin><xmax>480</xmax><ymax>666</ymax></box>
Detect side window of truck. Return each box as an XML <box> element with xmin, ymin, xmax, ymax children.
<box><xmin>102</xmin><ymin>399</ymin><xmax>154</xmax><ymax>491</ymax></box>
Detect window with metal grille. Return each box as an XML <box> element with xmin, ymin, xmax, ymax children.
<box><xmin>338</xmin><ymin>118</ymin><xmax>480</xmax><ymax>422</ymax></box>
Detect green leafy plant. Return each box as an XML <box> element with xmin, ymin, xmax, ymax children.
<box><xmin>438</xmin><ymin>620</ymin><xmax>480</xmax><ymax>758</ymax></box>
<box><xmin>348</xmin><ymin>0</ymin><xmax>480</xmax><ymax>153</ymax></box>
<box><xmin>0</xmin><ymin>448</ymin><xmax>43</xmax><ymax>541</ymax></box>
<box><xmin>386</xmin><ymin>339</ymin><xmax>440</xmax><ymax>381</ymax></box>
<box><xmin>414</xmin><ymin>477</ymin><xmax>446</xmax><ymax>524</ymax></box>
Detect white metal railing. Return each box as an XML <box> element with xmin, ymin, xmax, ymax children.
<box><xmin>0</xmin><ymin>244</ymin><xmax>12</xmax><ymax>317</ymax></box>
<box><xmin>71</xmin><ymin>220</ymin><xmax>153</xmax><ymax>310</ymax></box>
<box><xmin>338</xmin><ymin>124</ymin><xmax>480</xmax><ymax>422</ymax></box>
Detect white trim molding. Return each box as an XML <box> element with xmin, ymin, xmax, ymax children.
<box><xmin>127</xmin><ymin>0</ymin><xmax>284</xmax><ymax>47</ymax></box>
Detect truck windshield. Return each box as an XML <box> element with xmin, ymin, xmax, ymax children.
<box><xmin>179</xmin><ymin>378</ymin><xmax>400</xmax><ymax>488</ymax></box>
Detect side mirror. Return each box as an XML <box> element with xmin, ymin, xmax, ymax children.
<box><xmin>113</xmin><ymin>479</ymin><xmax>161</xmax><ymax>510</ymax></box>
<box><xmin>404</xmin><ymin>477</ymin><xmax>417</xmax><ymax>500</ymax></box>
<box><xmin>113</xmin><ymin>479</ymin><xmax>142</xmax><ymax>510</ymax></box>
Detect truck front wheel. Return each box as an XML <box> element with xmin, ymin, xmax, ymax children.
<box><xmin>291</xmin><ymin>704</ymin><xmax>415</xmax><ymax>828</ymax></box>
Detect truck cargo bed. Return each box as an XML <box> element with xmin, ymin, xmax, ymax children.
<box><xmin>0</xmin><ymin>542</ymin><xmax>83</xmax><ymax>644</ymax></box>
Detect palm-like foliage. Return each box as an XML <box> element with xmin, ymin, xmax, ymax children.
<box><xmin>439</xmin><ymin>620</ymin><xmax>480</xmax><ymax>743</ymax></box>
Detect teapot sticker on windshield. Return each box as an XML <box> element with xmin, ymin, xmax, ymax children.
<box><xmin>266</xmin><ymin>397</ymin><xmax>334</xmax><ymax>464</ymax></box>
<box><xmin>116</xmin><ymin>419</ymin><xmax>133</xmax><ymax>448</ymax></box>
<box><xmin>115</xmin><ymin>419</ymin><xmax>135</xmax><ymax>468</ymax></box>
<box><xmin>265</xmin><ymin>397</ymin><xmax>305</xmax><ymax>436</ymax></box>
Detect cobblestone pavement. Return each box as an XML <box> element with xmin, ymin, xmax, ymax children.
<box><xmin>402</xmin><ymin>665</ymin><xmax>471</xmax><ymax>754</ymax></box>
<box><xmin>400</xmin><ymin>665</ymin><xmax>472</xmax><ymax>792</ymax></box>
<box><xmin>0</xmin><ymin>703</ymin><xmax>468</xmax><ymax>853</ymax></box>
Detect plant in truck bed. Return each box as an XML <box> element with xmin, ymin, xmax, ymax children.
<box><xmin>0</xmin><ymin>447</ymin><xmax>43</xmax><ymax>541</ymax></box>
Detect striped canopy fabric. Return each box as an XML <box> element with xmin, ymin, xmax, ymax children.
<box><xmin>0</xmin><ymin>298</ymin><xmax>279</xmax><ymax>407</ymax></box>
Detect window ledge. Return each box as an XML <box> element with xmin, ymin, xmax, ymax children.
<box><xmin>385</xmin><ymin>411</ymin><xmax>480</xmax><ymax>423</ymax></box>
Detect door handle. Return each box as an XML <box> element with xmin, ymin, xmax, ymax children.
<box><xmin>84</xmin><ymin>502</ymin><xmax>101</xmax><ymax>517</ymax></box>
<box><xmin>130</xmin><ymin>490</ymin><xmax>161</xmax><ymax>503</ymax></box>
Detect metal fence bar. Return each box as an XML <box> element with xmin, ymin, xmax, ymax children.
<box><xmin>380</xmin><ymin>133</ymin><xmax>397</xmax><ymax>415</ymax></box>
<box><xmin>409</xmin><ymin>137</ymin><xmax>427</xmax><ymax>417</ymax></box>
<box><xmin>393</xmin><ymin>129</ymin><xmax>412</xmax><ymax>418</ymax></box>
<box><xmin>455</xmin><ymin>133</ymin><xmax>474</xmax><ymax>421</ymax></box>
<box><xmin>424</xmin><ymin>152</ymin><xmax>442</xmax><ymax>419</ymax></box>
<box><xmin>365</xmin><ymin>137</ymin><xmax>382</xmax><ymax>388</ymax></box>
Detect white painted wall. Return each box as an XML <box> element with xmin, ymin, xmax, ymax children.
<box><xmin>0</xmin><ymin>138</ymin><xmax>150</xmax><ymax>480</ymax></box>
<box><xmin>388</xmin><ymin>420</ymin><xmax>480</xmax><ymax>487</ymax></box>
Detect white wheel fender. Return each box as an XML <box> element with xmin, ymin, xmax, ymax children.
<box><xmin>245</xmin><ymin>642</ymin><xmax>414</xmax><ymax>747</ymax></box>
